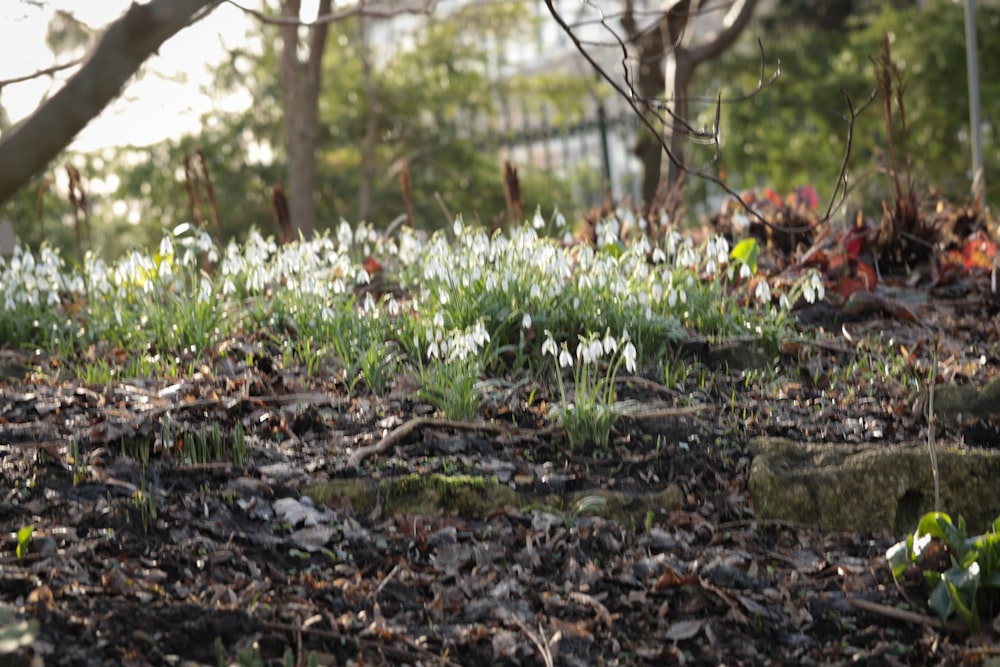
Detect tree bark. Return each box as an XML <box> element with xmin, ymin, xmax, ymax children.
<box><xmin>0</xmin><ymin>0</ymin><xmax>220</xmax><ymax>207</ymax></box>
<box><xmin>622</xmin><ymin>0</ymin><xmax>758</xmax><ymax>208</ymax></box>
<box><xmin>357</xmin><ymin>15</ymin><xmax>379</xmax><ymax>222</ymax></box>
<box><xmin>279</xmin><ymin>0</ymin><xmax>332</xmax><ymax>239</ymax></box>
<box><xmin>664</xmin><ymin>0</ymin><xmax>758</xmax><ymax>190</ymax></box>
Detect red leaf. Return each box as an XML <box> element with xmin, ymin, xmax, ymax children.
<box><xmin>960</xmin><ymin>231</ymin><xmax>998</xmax><ymax>271</ymax></box>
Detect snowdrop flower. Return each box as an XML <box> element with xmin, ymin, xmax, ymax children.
<box><xmin>555</xmin><ymin>211</ymin><xmax>566</xmax><ymax>228</ymax></box>
<box><xmin>780</xmin><ymin>293</ymin><xmax>792</xmax><ymax>310</ymax></box>
<box><xmin>453</xmin><ymin>216</ymin><xmax>463</xmax><ymax>237</ymax></box>
<box><xmin>558</xmin><ymin>346</ymin><xmax>573</xmax><ymax>369</ymax></box>
<box><xmin>541</xmin><ymin>332</ymin><xmax>557</xmax><ymax>358</ymax></box>
<box><xmin>387</xmin><ymin>298</ymin><xmax>400</xmax><ymax>317</ymax></box>
<box><xmin>471</xmin><ymin>321</ymin><xmax>490</xmax><ymax>347</ymax></box>
<box><xmin>755</xmin><ymin>279</ymin><xmax>771</xmax><ymax>304</ymax></box>
<box><xmin>651</xmin><ymin>246</ymin><xmax>666</xmax><ymax>264</ymax></box>
<box><xmin>159</xmin><ymin>235</ymin><xmax>174</xmax><ymax>261</ymax></box>
<box><xmin>602</xmin><ymin>330</ymin><xmax>617</xmax><ymax>355</ymax></box>
<box><xmin>740</xmin><ymin>263</ymin><xmax>753</xmax><ymax>281</ymax></box>
<box><xmin>532</xmin><ymin>209</ymin><xmax>545</xmax><ymax>230</ymax></box>
<box><xmin>337</xmin><ymin>220</ymin><xmax>352</xmax><ymax>249</ymax></box>
<box><xmin>623</xmin><ymin>341</ymin><xmax>637</xmax><ymax>373</ymax></box>
<box><xmin>522</xmin><ymin>313</ymin><xmax>532</xmax><ymax>330</ymax></box>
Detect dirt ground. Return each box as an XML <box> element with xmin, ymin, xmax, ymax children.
<box><xmin>2</xmin><ymin>275</ymin><xmax>1000</xmax><ymax>666</ymax></box>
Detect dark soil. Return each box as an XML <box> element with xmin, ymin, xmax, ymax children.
<box><xmin>2</xmin><ymin>286</ymin><xmax>1000</xmax><ymax>666</ymax></box>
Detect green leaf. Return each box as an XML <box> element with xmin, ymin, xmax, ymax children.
<box><xmin>15</xmin><ymin>525</ymin><xmax>33</xmax><ymax>562</ymax></box>
<box><xmin>916</xmin><ymin>511</ymin><xmax>953</xmax><ymax>541</ymax></box>
<box><xmin>729</xmin><ymin>237</ymin><xmax>759</xmax><ymax>274</ymax></box>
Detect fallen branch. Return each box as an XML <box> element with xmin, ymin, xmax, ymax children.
<box><xmin>848</xmin><ymin>597</ymin><xmax>965</xmax><ymax>633</ymax></box>
<box><xmin>347</xmin><ymin>417</ymin><xmax>509</xmax><ymax>468</ymax></box>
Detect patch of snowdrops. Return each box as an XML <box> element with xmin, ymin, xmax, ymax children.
<box><xmin>0</xmin><ymin>213</ymin><xmax>824</xmax><ymax>449</ymax></box>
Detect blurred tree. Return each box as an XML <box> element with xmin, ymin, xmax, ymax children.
<box><xmin>0</xmin><ymin>0</ymin><xmax>220</xmax><ymax>207</ymax></box>
<box><xmin>695</xmin><ymin>0</ymin><xmax>998</xmax><ymax>210</ymax></box>
<box><xmin>619</xmin><ymin>0</ymin><xmax>758</xmax><ymax>211</ymax></box>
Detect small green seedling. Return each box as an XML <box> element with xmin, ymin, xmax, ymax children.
<box><xmin>887</xmin><ymin>511</ymin><xmax>1000</xmax><ymax>633</ymax></box>
<box><xmin>16</xmin><ymin>525</ymin><xmax>34</xmax><ymax>563</ymax></box>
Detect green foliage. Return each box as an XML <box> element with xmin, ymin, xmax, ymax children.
<box><xmin>887</xmin><ymin>512</ymin><xmax>1000</xmax><ymax>633</ymax></box>
<box><xmin>15</xmin><ymin>525</ymin><xmax>33</xmax><ymax>563</ymax></box>
<box><xmin>697</xmin><ymin>0</ymin><xmax>1000</xmax><ymax>208</ymax></box>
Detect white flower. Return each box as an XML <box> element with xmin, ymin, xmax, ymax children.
<box><xmin>623</xmin><ymin>342</ymin><xmax>637</xmax><ymax>373</ymax></box>
<box><xmin>453</xmin><ymin>216</ymin><xmax>463</xmax><ymax>237</ymax></box>
<box><xmin>388</xmin><ymin>298</ymin><xmax>400</xmax><ymax>316</ymax></box>
<box><xmin>159</xmin><ymin>235</ymin><xmax>173</xmax><ymax>260</ymax></box>
<box><xmin>532</xmin><ymin>208</ymin><xmax>544</xmax><ymax>229</ymax></box>
<box><xmin>558</xmin><ymin>346</ymin><xmax>573</xmax><ymax>368</ymax></box>
<box><xmin>780</xmin><ymin>293</ymin><xmax>792</xmax><ymax>310</ymax></box>
<box><xmin>541</xmin><ymin>333</ymin><xmax>557</xmax><ymax>358</ymax></box>
<box><xmin>652</xmin><ymin>247</ymin><xmax>666</xmax><ymax>264</ymax></box>
<box><xmin>602</xmin><ymin>330</ymin><xmax>617</xmax><ymax>355</ymax></box>
<box><xmin>555</xmin><ymin>211</ymin><xmax>566</xmax><ymax>228</ymax></box>
<box><xmin>472</xmin><ymin>321</ymin><xmax>490</xmax><ymax>347</ymax></box>
<box><xmin>755</xmin><ymin>279</ymin><xmax>771</xmax><ymax>304</ymax></box>
<box><xmin>522</xmin><ymin>313</ymin><xmax>532</xmax><ymax>330</ymax></box>
<box><xmin>740</xmin><ymin>263</ymin><xmax>753</xmax><ymax>280</ymax></box>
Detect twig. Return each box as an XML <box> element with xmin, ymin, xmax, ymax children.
<box><xmin>512</xmin><ymin>618</ymin><xmax>555</xmax><ymax>667</ymax></box>
<box><xmin>848</xmin><ymin>597</ymin><xmax>965</xmax><ymax>633</ymax></box>
<box><xmin>542</xmin><ymin>0</ymin><xmax>874</xmax><ymax>235</ymax></box>
<box><xmin>927</xmin><ymin>336</ymin><xmax>940</xmax><ymax>511</ymax></box>
<box><xmin>224</xmin><ymin>0</ymin><xmax>438</xmax><ymax>27</ymax></box>
<box><xmin>347</xmin><ymin>417</ymin><xmax>508</xmax><ymax>467</ymax></box>
<box><xmin>0</xmin><ymin>57</ymin><xmax>84</xmax><ymax>88</ymax></box>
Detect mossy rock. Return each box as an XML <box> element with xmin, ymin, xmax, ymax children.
<box><xmin>302</xmin><ymin>474</ymin><xmax>683</xmax><ymax>526</ymax></box>
<box><xmin>748</xmin><ymin>437</ymin><xmax>1000</xmax><ymax>535</ymax></box>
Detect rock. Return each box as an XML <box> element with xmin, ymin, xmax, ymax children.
<box><xmin>748</xmin><ymin>437</ymin><xmax>1000</xmax><ymax>535</ymax></box>
<box><xmin>930</xmin><ymin>377</ymin><xmax>1000</xmax><ymax>424</ymax></box>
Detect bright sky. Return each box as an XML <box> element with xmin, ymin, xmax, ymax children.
<box><xmin>0</xmin><ymin>1</ymin><xmax>278</xmax><ymax>153</ymax></box>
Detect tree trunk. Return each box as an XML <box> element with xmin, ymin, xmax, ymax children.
<box><xmin>622</xmin><ymin>0</ymin><xmax>672</xmax><ymax>212</ymax></box>
<box><xmin>279</xmin><ymin>0</ymin><xmax>332</xmax><ymax>239</ymax></box>
<box><xmin>0</xmin><ymin>0</ymin><xmax>219</xmax><ymax>206</ymax></box>
<box><xmin>622</xmin><ymin>0</ymin><xmax>758</xmax><ymax>208</ymax></box>
<box><xmin>357</xmin><ymin>15</ymin><xmax>379</xmax><ymax>222</ymax></box>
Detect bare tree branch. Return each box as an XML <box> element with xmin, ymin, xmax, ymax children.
<box><xmin>0</xmin><ymin>0</ymin><xmax>222</xmax><ymax>207</ymax></box>
<box><xmin>545</xmin><ymin>0</ymin><xmax>872</xmax><ymax>232</ymax></box>
<box><xmin>543</xmin><ymin>0</ymin><xmax>769</xmax><ymax>220</ymax></box>
<box><xmin>224</xmin><ymin>0</ymin><xmax>438</xmax><ymax>26</ymax></box>
<box><xmin>0</xmin><ymin>57</ymin><xmax>85</xmax><ymax>88</ymax></box>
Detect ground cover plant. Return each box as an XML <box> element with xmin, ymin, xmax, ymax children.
<box><xmin>1</xmin><ymin>203</ymin><xmax>999</xmax><ymax>665</ymax></box>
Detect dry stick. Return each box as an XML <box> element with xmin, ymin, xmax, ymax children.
<box><xmin>196</xmin><ymin>149</ymin><xmax>223</xmax><ymax>245</ymax></box>
<box><xmin>347</xmin><ymin>417</ymin><xmax>508</xmax><ymax>468</ymax></box>
<box><xmin>927</xmin><ymin>337</ymin><xmax>940</xmax><ymax>511</ymax></box>
<box><xmin>847</xmin><ymin>597</ymin><xmax>965</xmax><ymax>633</ymax></box>
<box><xmin>398</xmin><ymin>158</ymin><xmax>415</xmax><ymax>228</ymax></box>
<box><xmin>433</xmin><ymin>191</ymin><xmax>453</xmax><ymax>225</ymax></box>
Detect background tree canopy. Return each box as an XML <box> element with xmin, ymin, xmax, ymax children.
<box><xmin>693</xmin><ymin>0</ymin><xmax>998</xmax><ymax>211</ymax></box>
<box><xmin>0</xmin><ymin>0</ymin><xmax>993</xmax><ymax>258</ymax></box>
<box><xmin>3</xmin><ymin>1</ymin><xmax>596</xmax><ymax>258</ymax></box>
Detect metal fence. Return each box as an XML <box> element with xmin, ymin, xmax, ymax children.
<box><xmin>452</xmin><ymin>101</ymin><xmax>643</xmax><ymax>206</ymax></box>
